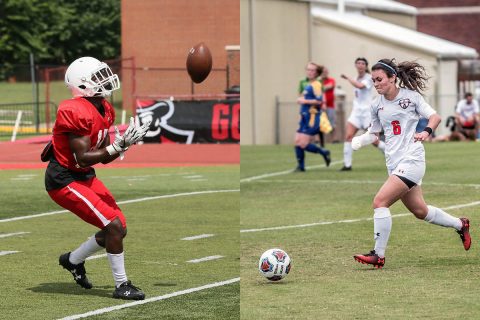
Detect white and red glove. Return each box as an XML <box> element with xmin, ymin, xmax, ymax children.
<box><xmin>106</xmin><ymin>117</ymin><xmax>151</xmax><ymax>156</ymax></box>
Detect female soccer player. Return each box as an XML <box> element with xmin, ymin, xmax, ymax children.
<box><xmin>352</xmin><ymin>59</ymin><xmax>471</xmax><ymax>269</ymax></box>
<box><xmin>340</xmin><ymin>57</ymin><xmax>385</xmax><ymax>171</ymax></box>
<box><xmin>294</xmin><ymin>62</ymin><xmax>331</xmax><ymax>171</ymax></box>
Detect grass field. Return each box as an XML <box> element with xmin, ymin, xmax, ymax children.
<box><xmin>241</xmin><ymin>142</ymin><xmax>480</xmax><ymax>319</ymax></box>
<box><xmin>0</xmin><ymin>165</ymin><xmax>239</xmax><ymax>319</ymax></box>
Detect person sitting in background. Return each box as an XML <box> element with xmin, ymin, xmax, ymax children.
<box><xmin>454</xmin><ymin>92</ymin><xmax>479</xmax><ymax>140</ymax></box>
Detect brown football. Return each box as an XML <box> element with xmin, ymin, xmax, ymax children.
<box><xmin>186</xmin><ymin>43</ymin><xmax>212</xmax><ymax>83</ymax></box>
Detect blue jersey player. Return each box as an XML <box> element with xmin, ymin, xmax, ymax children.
<box><xmin>294</xmin><ymin>63</ymin><xmax>331</xmax><ymax>171</ymax></box>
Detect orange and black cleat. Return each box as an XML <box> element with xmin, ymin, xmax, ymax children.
<box><xmin>354</xmin><ymin>250</ymin><xmax>385</xmax><ymax>269</ymax></box>
<box><xmin>457</xmin><ymin>218</ymin><xmax>471</xmax><ymax>251</ymax></box>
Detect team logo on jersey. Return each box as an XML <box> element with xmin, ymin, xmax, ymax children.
<box><xmin>398</xmin><ymin>98</ymin><xmax>411</xmax><ymax>109</ymax></box>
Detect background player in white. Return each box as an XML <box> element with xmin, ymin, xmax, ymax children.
<box><xmin>352</xmin><ymin>59</ymin><xmax>471</xmax><ymax>269</ymax></box>
<box><xmin>340</xmin><ymin>57</ymin><xmax>385</xmax><ymax>171</ymax></box>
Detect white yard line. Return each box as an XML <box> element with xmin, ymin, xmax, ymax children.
<box><xmin>181</xmin><ymin>234</ymin><xmax>215</xmax><ymax>241</ymax></box>
<box><xmin>240</xmin><ymin>160</ymin><xmax>343</xmax><ymax>183</ymax></box>
<box><xmin>58</xmin><ymin>277</ymin><xmax>240</xmax><ymax>320</ymax></box>
<box><xmin>0</xmin><ymin>189</ymin><xmax>239</xmax><ymax>223</ymax></box>
<box><xmin>256</xmin><ymin>179</ymin><xmax>480</xmax><ymax>188</ymax></box>
<box><xmin>186</xmin><ymin>255</ymin><xmax>224</xmax><ymax>263</ymax></box>
<box><xmin>0</xmin><ymin>231</ymin><xmax>30</xmax><ymax>238</ymax></box>
<box><xmin>85</xmin><ymin>253</ymin><xmax>107</xmax><ymax>261</ymax></box>
<box><xmin>241</xmin><ymin>200</ymin><xmax>480</xmax><ymax>233</ymax></box>
<box><xmin>0</xmin><ymin>251</ymin><xmax>20</xmax><ymax>256</ymax></box>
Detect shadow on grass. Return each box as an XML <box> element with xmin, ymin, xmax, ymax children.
<box><xmin>27</xmin><ymin>282</ymin><xmax>113</xmax><ymax>298</ymax></box>
<box><xmin>153</xmin><ymin>282</ymin><xmax>177</xmax><ymax>287</ymax></box>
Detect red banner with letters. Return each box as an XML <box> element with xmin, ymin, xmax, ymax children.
<box><xmin>135</xmin><ymin>99</ymin><xmax>240</xmax><ymax>143</ymax></box>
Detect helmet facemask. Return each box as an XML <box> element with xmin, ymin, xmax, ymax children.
<box><xmin>89</xmin><ymin>63</ymin><xmax>120</xmax><ymax>97</ymax></box>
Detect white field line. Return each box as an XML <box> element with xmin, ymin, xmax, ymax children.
<box><xmin>181</xmin><ymin>234</ymin><xmax>215</xmax><ymax>241</ymax></box>
<box><xmin>0</xmin><ymin>189</ymin><xmax>239</xmax><ymax>223</ymax></box>
<box><xmin>59</xmin><ymin>277</ymin><xmax>240</xmax><ymax>320</ymax></box>
<box><xmin>0</xmin><ymin>251</ymin><xmax>20</xmax><ymax>256</ymax></box>
<box><xmin>240</xmin><ymin>160</ymin><xmax>343</xmax><ymax>183</ymax></box>
<box><xmin>10</xmin><ymin>177</ymin><xmax>33</xmax><ymax>181</ymax></box>
<box><xmin>187</xmin><ymin>255</ymin><xmax>224</xmax><ymax>263</ymax></box>
<box><xmin>0</xmin><ymin>231</ymin><xmax>30</xmax><ymax>238</ymax></box>
<box><xmin>256</xmin><ymin>179</ymin><xmax>480</xmax><ymax>189</ymax></box>
<box><xmin>86</xmin><ymin>253</ymin><xmax>107</xmax><ymax>261</ymax></box>
<box><xmin>18</xmin><ymin>174</ymin><xmax>38</xmax><ymax>177</ymax></box>
<box><xmin>190</xmin><ymin>179</ymin><xmax>208</xmax><ymax>182</ymax></box>
<box><xmin>185</xmin><ymin>175</ymin><xmax>203</xmax><ymax>179</ymax></box>
<box><xmin>240</xmin><ymin>200</ymin><xmax>480</xmax><ymax>233</ymax></box>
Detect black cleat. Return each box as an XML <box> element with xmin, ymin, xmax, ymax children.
<box><xmin>457</xmin><ymin>218</ymin><xmax>471</xmax><ymax>251</ymax></box>
<box><xmin>59</xmin><ymin>252</ymin><xmax>92</xmax><ymax>289</ymax></box>
<box><xmin>294</xmin><ymin>167</ymin><xmax>305</xmax><ymax>172</ymax></box>
<box><xmin>323</xmin><ymin>150</ymin><xmax>331</xmax><ymax>167</ymax></box>
<box><xmin>113</xmin><ymin>280</ymin><xmax>145</xmax><ymax>300</ymax></box>
<box><xmin>340</xmin><ymin>166</ymin><xmax>352</xmax><ymax>171</ymax></box>
<box><xmin>354</xmin><ymin>250</ymin><xmax>385</xmax><ymax>269</ymax></box>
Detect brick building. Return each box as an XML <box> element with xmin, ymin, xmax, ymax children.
<box><xmin>398</xmin><ymin>0</ymin><xmax>480</xmax><ymax>54</ymax></box>
<box><xmin>121</xmin><ymin>0</ymin><xmax>239</xmax><ymax>111</ymax></box>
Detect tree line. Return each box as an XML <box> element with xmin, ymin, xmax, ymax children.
<box><xmin>0</xmin><ymin>0</ymin><xmax>120</xmax><ymax>81</ymax></box>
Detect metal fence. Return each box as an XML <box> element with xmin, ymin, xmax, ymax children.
<box><xmin>0</xmin><ymin>102</ymin><xmax>57</xmax><ymax>140</ymax></box>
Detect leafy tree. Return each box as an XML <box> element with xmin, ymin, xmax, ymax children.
<box><xmin>0</xmin><ymin>0</ymin><xmax>120</xmax><ymax>80</ymax></box>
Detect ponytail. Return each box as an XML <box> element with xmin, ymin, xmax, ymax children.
<box><xmin>372</xmin><ymin>58</ymin><xmax>428</xmax><ymax>93</ymax></box>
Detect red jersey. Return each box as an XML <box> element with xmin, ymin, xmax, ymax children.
<box><xmin>52</xmin><ymin>97</ymin><xmax>115</xmax><ymax>172</ymax></box>
<box><xmin>322</xmin><ymin>77</ymin><xmax>336</xmax><ymax>108</ymax></box>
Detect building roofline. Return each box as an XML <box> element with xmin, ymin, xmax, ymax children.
<box><xmin>311</xmin><ymin>8</ymin><xmax>478</xmax><ymax>59</ymax></box>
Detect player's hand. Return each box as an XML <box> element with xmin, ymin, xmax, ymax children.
<box><xmin>297</xmin><ymin>97</ymin><xmax>305</xmax><ymax>104</ymax></box>
<box><xmin>351</xmin><ymin>136</ymin><xmax>361</xmax><ymax>151</ymax></box>
<box><xmin>130</xmin><ymin>119</ymin><xmax>152</xmax><ymax>144</ymax></box>
<box><xmin>414</xmin><ymin>131</ymin><xmax>430</xmax><ymax>142</ymax></box>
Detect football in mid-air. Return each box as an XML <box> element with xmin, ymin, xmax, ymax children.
<box><xmin>258</xmin><ymin>248</ymin><xmax>291</xmax><ymax>281</ymax></box>
<box><xmin>186</xmin><ymin>42</ymin><xmax>212</xmax><ymax>83</ymax></box>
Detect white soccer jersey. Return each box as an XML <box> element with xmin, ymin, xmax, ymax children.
<box><xmin>353</xmin><ymin>73</ymin><xmax>374</xmax><ymax>111</ymax></box>
<box><xmin>369</xmin><ymin>88</ymin><xmax>436</xmax><ymax>172</ymax></box>
<box><xmin>456</xmin><ymin>99</ymin><xmax>479</xmax><ymax>119</ymax></box>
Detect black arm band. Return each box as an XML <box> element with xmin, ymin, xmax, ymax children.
<box><xmin>423</xmin><ymin>127</ymin><xmax>433</xmax><ymax>135</ymax></box>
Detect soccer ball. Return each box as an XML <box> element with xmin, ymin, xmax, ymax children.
<box><xmin>258</xmin><ymin>248</ymin><xmax>291</xmax><ymax>281</ymax></box>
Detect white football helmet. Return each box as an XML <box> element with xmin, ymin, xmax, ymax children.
<box><xmin>65</xmin><ymin>57</ymin><xmax>120</xmax><ymax>97</ymax></box>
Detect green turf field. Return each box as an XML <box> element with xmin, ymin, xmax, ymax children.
<box><xmin>0</xmin><ymin>165</ymin><xmax>239</xmax><ymax>319</ymax></box>
<box><xmin>241</xmin><ymin>142</ymin><xmax>480</xmax><ymax>319</ymax></box>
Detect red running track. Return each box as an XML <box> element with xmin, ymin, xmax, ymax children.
<box><xmin>0</xmin><ymin>142</ymin><xmax>239</xmax><ymax>170</ymax></box>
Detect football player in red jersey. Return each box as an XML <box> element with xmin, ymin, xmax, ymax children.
<box><xmin>44</xmin><ymin>57</ymin><xmax>150</xmax><ymax>300</ymax></box>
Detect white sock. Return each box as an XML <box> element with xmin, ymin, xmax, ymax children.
<box><xmin>107</xmin><ymin>252</ymin><xmax>128</xmax><ymax>288</ymax></box>
<box><xmin>69</xmin><ymin>236</ymin><xmax>103</xmax><ymax>264</ymax></box>
<box><xmin>424</xmin><ymin>205</ymin><xmax>462</xmax><ymax>231</ymax></box>
<box><xmin>343</xmin><ymin>142</ymin><xmax>352</xmax><ymax>167</ymax></box>
<box><xmin>377</xmin><ymin>141</ymin><xmax>386</xmax><ymax>154</ymax></box>
<box><xmin>373</xmin><ymin>207</ymin><xmax>392</xmax><ymax>258</ymax></box>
